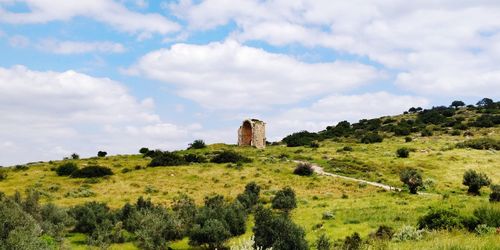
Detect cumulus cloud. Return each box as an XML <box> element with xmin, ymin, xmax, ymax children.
<box><xmin>129</xmin><ymin>40</ymin><xmax>383</xmax><ymax>109</ymax></box>
<box><xmin>0</xmin><ymin>66</ymin><xmax>198</xmax><ymax>166</ymax></box>
<box><xmin>37</xmin><ymin>39</ymin><xmax>126</xmax><ymax>54</ymax></box>
<box><xmin>265</xmin><ymin>92</ymin><xmax>430</xmax><ymax>141</ymax></box>
<box><xmin>0</xmin><ymin>0</ymin><xmax>179</xmax><ymax>37</ymax></box>
<box><xmin>170</xmin><ymin>0</ymin><xmax>500</xmax><ymax>98</ymax></box>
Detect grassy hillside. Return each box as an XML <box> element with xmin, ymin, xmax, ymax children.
<box><xmin>0</xmin><ymin>104</ymin><xmax>499</xmax><ymax>249</ymax></box>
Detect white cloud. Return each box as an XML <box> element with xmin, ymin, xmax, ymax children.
<box><xmin>0</xmin><ymin>0</ymin><xmax>179</xmax><ymax>37</ymax></box>
<box><xmin>8</xmin><ymin>34</ymin><xmax>29</xmax><ymax>48</ymax></box>
<box><xmin>130</xmin><ymin>40</ymin><xmax>383</xmax><ymax>109</ymax></box>
<box><xmin>0</xmin><ymin>65</ymin><xmax>198</xmax><ymax>166</ymax></box>
<box><xmin>170</xmin><ymin>0</ymin><xmax>500</xmax><ymax>98</ymax></box>
<box><xmin>265</xmin><ymin>92</ymin><xmax>430</xmax><ymax>141</ymax></box>
<box><xmin>37</xmin><ymin>39</ymin><xmax>126</xmax><ymax>54</ymax></box>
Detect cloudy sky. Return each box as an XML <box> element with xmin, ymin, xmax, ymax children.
<box><xmin>1</xmin><ymin>0</ymin><xmax>499</xmax><ymax>166</ymax></box>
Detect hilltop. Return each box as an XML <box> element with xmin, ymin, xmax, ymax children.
<box><xmin>0</xmin><ymin>98</ymin><xmax>499</xmax><ymax>249</ymax></box>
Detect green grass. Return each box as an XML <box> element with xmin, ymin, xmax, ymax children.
<box><xmin>1</xmin><ymin>127</ymin><xmax>499</xmax><ymax>249</ymax></box>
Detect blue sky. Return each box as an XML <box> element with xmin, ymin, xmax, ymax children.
<box><xmin>0</xmin><ymin>0</ymin><xmax>499</xmax><ymax>165</ymax></box>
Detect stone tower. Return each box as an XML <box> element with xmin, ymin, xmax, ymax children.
<box><xmin>238</xmin><ymin>119</ymin><xmax>266</xmax><ymax>149</ymax></box>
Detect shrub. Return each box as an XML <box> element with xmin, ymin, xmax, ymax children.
<box><xmin>451</xmin><ymin>100</ymin><xmax>465</xmax><ymax>108</ymax></box>
<box><xmin>184</xmin><ymin>153</ymin><xmax>207</xmax><ymax>163</ymax></box>
<box><xmin>343</xmin><ymin>232</ymin><xmax>362</xmax><ymax>250</ymax></box>
<box><xmin>69</xmin><ymin>202</ymin><xmax>113</xmax><ymax>234</ymax></box>
<box><xmin>417</xmin><ymin>208</ymin><xmax>463</xmax><ymax>230</ymax></box>
<box><xmin>342</xmin><ymin>146</ymin><xmax>353</xmax><ymax>151</ymax></box>
<box><xmin>309</xmin><ymin>141</ymin><xmax>320</xmax><ymax>148</ymax></box>
<box><xmin>211</xmin><ymin>151</ymin><xmax>252</xmax><ymax>164</ymax></box>
<box><xmin>360</xmin><ymin>133</ymin><xmax>383</xmax><ymax>144</ymax></box>
<box><xmin>148</xmin><ymin>151</ymin><xmax>187</xmax><ymax>167</ymax></box>
<box><xmin>293</xmin><ymin>162</ymin><xmax>314</xmax><ymax>176</ymax></box>
<box><xmin>97</xmin><ymin>151</ymin><xmax>107</xmax><ymax>157</ymax></box>
<box><xmin>0</xmin><ymin>168</ymin><xmax>7</xmax><ymax>181</ymax></box>
<box><xmin>230</xmin><ymin>236</ymin><xmax>272</xmax><ymax>250</ymax></box>
<box><xmin>172</xmin><ymin>194</ymin><xmax>197</xmax><ymax>235</ymax></box>
<box><xmin>474</xmin><ymin>224</ymin><xmax>495</xmax><ymax>235</ymax></box>
<box><xmin>472</xmin><ymin>114</ymin><xmax>500</xmax><ymax>127</ymax></box>
<box><xmin>490</xmin><ymin>185</ymin><xmax>500</xmax><ymax>202</ymax></box>
<box><xmin>133</xmin><ymin>208</ymin><xmax>183</xmax><ymax>249</ymax></box>
<box><xmin>40</xmin><ymin>203</ymin><xmax>74</xmax><ymax>241</ymax></box>
<box><xmin>463</xmin><ymin>169</ymin><xmax>491</xmax><ymax>195</ymax></box>
<box><xmin>271</xmin><ymin>187</ymin><xmax>297</xmax><ymax>212</ymax></box>
<box><xmin>316</xmin><ymin>234</ymin><xmax>331</xmax><ymax>250</ymax></box>
<box><xmin>404</xmin><ymin>137</ymin><xmax>412</xmax><ymax>142</ymax></box>
<box><xmin>70</xmin><ymin>153</ymin><xmax>79</xmax><ymax>160</ymax></box>
<box><xmin>392</xmin><ymin>225</ymin><xmax>424</xmax><ymax>242</ymax></box>
<box><xmin>139</xmin><ymin>147</ymin><xmax>150</xmax><ymax>155</ymax></box>
<box><xmin>396</xmin><ymin>148</ymin><xmax>410</xmax><ymax>158</ymax></box>
<box><xmin>322</xmin><ymin>211</ymin><xmax>335</xmax><ymax>220</ymax></box>
<box><xmin>236</xmin><ymin>182</ymin><xmax>261</xmax><ymax>210</ymax></box>
<box><xmin>70</xmin><ymin>165</ymin><xmax>113</xmax><ymax>178</ymax></box>
<box><xmin>399</xmin><ymin>168</ymin><xmax>423</xmax><ymax>194</ymax></box>
<box><xmin>55</xmin><ymin>162</ymin><xmax>78</xmax><ymax>176</ymax></box>
<box><xmin>371</xmin><ymin>225</ymin><xmax>394</xmax><ymax>240</ymax></box>
<box><xmin>253</xmin><ymin>207</ymin><xmax>308</xmax><ymax>250</ymax></box>
<box><xmin>473</xmin><ymin>205</ymin><xmax>500</xmax><ymax>228</ymax></box>
<box><xmin>451</xmin><ymin>130</ymin><xmax>461</xmax><ymax>136</ymax></box>
<box><xmin>188</xmin><ymin>139</ymin><xmax>206</xmax><ymax>149</ymax></box>
<box><xmin>456</xmin><ymin>138</ymin><xmax>500</xmax><ymax>150</ymax></box>
<box><xmin>282</xmin><ymin>131</ymin><xmax>319</xmax><ymax>147</ymax></box>
<box><xmin>421</xmin><ymin>129</ymin><xmax>433</xmax><ymax>137</ymax></box>
<box><xmin>189</xmin><ymin>219</ymin><xmax>231</xmax><ymax>249</ymax></box>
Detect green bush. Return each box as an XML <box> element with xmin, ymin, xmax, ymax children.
<box><xmin>236</xmin><ymin>182</ymin><xmax>261</xmax><ymax>210</ymax></box>
<box><xmin>315</xmin><ymin>234</ymin><xmax>331</xmax><ymax>250</ymax></box>
<box><xmin>139</xmin><ymin>147</ymin><xmax>150</xmax><ymax>155</ymax></box>
<box><xmin>253</xmin><ymin>207</ymin><xmax>308</xmax><ymax>250</ymax></box>
<box><xmin>97</xmin><ymin>151</ymin><xmax>107</xmax><ymax>157</ymax></box>
<box><xmin>148</xmin><ymin>151</ymin><xmax>187</xmax><ymax>167</ymax></box>
<box><xmin>417</xmin><ymin>208</ymin><xmax>463</xmax><ymax>230</ymax></box>
<box><xmin>69</xmin><ymin>202</ymin><xmax>114</xmax><ymax>234</ymax></box>
<box><xmin>371</xmin><ymin>225</ymin><xmax>394</xmax><ymax>240</ymax></box>
<box><xmin>473</xmin><ymin>205</ymin><xmax>500</xmax><ymax>228</ymax></box>
<box><xmin>462</xmin><ymin>169</ymin><xmax>491</xmax><ymax>195</ymax></box>
<box><xmin>293</xmin><ymin>162</ymin><xmax>314</xmax><ymax>176</ymax></box>
<box><xmin>0</xmin><ymin>168</ymin><xmax>7</xmax><ymax>181</ymax></box>
<box><xmin>211</xmin><ymin>151</ymin><xmax>252</xmax><ymax>164</ymax></box>
<box><xmin>70</xmin><ymin>165</ymin><xmax>113</xmax><ymax>178</ymax></box>
<box><xmin>189</xmin><ymin>219</ymin><xmax>231</xmax><ymax>249</ymax></box>
<box><xmin>282</xmin><ymin>131</ymin><xmax>319</xmax><ymax>147</ymax></box>
<box><xmin>184</xmin><ymin>153</ymin><xmax>207</xmax><ymax>163</ymax></box>
<box><xmin>133</xmin><ymin>208</ymin><xmax>183</xmax><ymax>249</ymax></box>
<box><xmin>400</xmin><ymin>168</ymin><xmax>423</xmax><ymax>194</ymax></box>
<box><xmin>343</xmin><ymin>232</ymin><xmax>363</xmax><ymax>250</ymax></box>
<box><xmin>188</xmin><ymin>139</ymin><xmax>206</xmax><ymax>149</ymax></box>
<box><xmin>271</xmin><ymin>187</ymin><xmax>297</xmax><ymax>212</ymax></box>
<box><xmin>55</xmin><ymin>162</ymin><xmax>78</xmax><ymax>176</ymax></box>
<box><xmin>360</xmin><ymin>133</ymin><xmax>383</xmax><ymax>144</ymax></box>
<box><xmin>456</xmin><ymin>138</ymin><xmax>500</xmax><ymax>150</ymax></box>
<box><xmin>396</xmin><ymin>148</ymin><xmax>410</xmax><ymax>158</ymax></box>
<box><xmin>421</xmin><ymin>129</ymin><xmax>433</xmax><ymax>137</ymax></box>
<box><xmin>404</xmin><ymin>137</ymin><xmax>412</xmax><ymax>142</ymax></box>
<box><xmin>490</xmin><ymin>184</ymin><xmax>500</xmax><ymax>202</ymax></box>
<box><xmin>392</xmin><ymin>225</ymin><xmax>424</xmax><ymax>242</ymax></box>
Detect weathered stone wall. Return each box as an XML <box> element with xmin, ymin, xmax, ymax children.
<box><xmin>238</xmin><ymin>119</ymin><xmax>266</xmax><ymax>149</ymax></box>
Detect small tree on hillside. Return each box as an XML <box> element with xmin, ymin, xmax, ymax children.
<box><xmin>463</xmin><ymin>170</ymin><xmax>491</xmax><ymax>195</ymax></box>
<box><xmin>97</xmin><ymin>151</ymin><xmax>107</xmax><ymax>157</ymax></box>
<box><xmin>271</xmin><ymin>187</ymin><xmax>297</xmax><ymax>213</ymax></box>
<box><xmin>188</xmin><ymin>139</ymin><xmax>206</xmax><ymax>149</ymax></box>
<box><xmin>400</xmin><ymin>168</ymin><xmax>423</xmax><ymax>194</ymax></box>
<box><xmin>451</xmin><ymin>100</ymin><xmax>465</xmax><ymax>109</ymax></box>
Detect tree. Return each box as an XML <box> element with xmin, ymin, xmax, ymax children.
<box><xmin>97</xmin><ymin>151</ymin><xmax>107</xmax><ymax>157</ymax></box>
<box><xmin>189</xmin><ymin>219</ymin><xmax>231</xmax><ymax>249</ymax></box>
<box><xmin>271</xmin><ymin>187</ymin><xmax>297</xmax><ymax>212</ymax></box>
<box><xmin>400</xmin><ymin>168</ymin><xmax>423</xmax><ymax>194</ymax></box>
<box><xmin>463</xmin><ymin>170</ymin><xmax>491</xmax><ymax>195</ymax></box>
<box><xmin>451</xmin><ymin>100</ymin><xmax>465</xmax><ymax>109</ymax></box>
<box><xmin>236</xmin><ymin>182</ymin><xmax>261</xmax><ymax>210</ymax></box>
<box><xmin>139</xmin><ymin>147</ymin><xmax>150</xmax><ymax>155</ymax></box>
<box><xmin>70</xmin><ymin>153</ymin><xmax>79</xmax><ymax>160</ymax></box>
<box><xmin>188</xmin><ymin>139</ymin><xmax>206</xmax><ymax>149</ymax></box>
<box><xmin>253</xmin><ymin>207</ymin><xmax>308</xmax><ymax>250</ymax></box>
<box><xmin>476</xmin><ymin>98</ymin><xmax>494</xmax><ymax>108</ymax></box>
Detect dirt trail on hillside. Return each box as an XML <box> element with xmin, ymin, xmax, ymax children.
<box><xmin>293</xmin><ymin>160</ymin><xmax>401</xmax><ymax>191</ymax></box>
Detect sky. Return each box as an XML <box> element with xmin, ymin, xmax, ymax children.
<box><xmin>1</xmin><ymin>0</ymin><xmax>499</xmax><ymax>166</ymax></box>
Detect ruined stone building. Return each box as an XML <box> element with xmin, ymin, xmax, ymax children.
<box><xmin>238</xmin><ymin>119</ymin><xmax>266</xmax><ymax>149</ymax></box>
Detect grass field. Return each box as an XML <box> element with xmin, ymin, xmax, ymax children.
<box><xmin>0</xmin><ymin>126</ymin><xmax>499</xmax><ymax>249</ymax></box>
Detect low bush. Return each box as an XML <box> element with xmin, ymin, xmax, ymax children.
<box><xmin>55</xmin><ymin>162</ymin><xmax>78</xmax><ymax>176</ymax></box>
<box><xmin>371</xmin><ymin>225</ymin><xmax>394</xmax><ymax>240</ymax></box>
<box><xmin>293</xmin><ymin>163</ymin><xmax>314</xmax><ymax>176</ymax></box>
<box><xmin>396</xmin><ymin>148</ymin><xmax>410</xmax><ymax>158</ymax></box>
<box><xmin>473</xmin><ymin>205</ymin><xmax>500</xmax><ymax>228</ymax></box>
<box><xmin>343</xmin><ymin>232</ymin><xmax>363</xmax><ymax>250</ymax></box>
<box><xmin>315</xmin><ymin>234</ymin><xmax>331</xmax><ymax>250</ymax></box>
<box><xmin>463</xmin><ymin>169</ymin><xmax>491</xmax><ymax>195</ymax></box>
<box><xmin>421</xmin><ymin>129</ymin><xmax>433</xmax><ymax>137</ymax></box>
<box><xmin>282</xmin><ymin>131</ymin><xmax>319</xmax><ymax>147</ymax></box>
<box><xmin>149</xmin><ymin>151</ymin><xmax>187</xmax><ymax>167</ymax></box>
<box><xmin>360</xmin><ymin>133</ymin><xmax>383</xmax><ymax>144</ymax></box>
<box><xmin>400</xmin><ymin>168</ymin><xmax>423</xmax><ymax>194</ymax></box>
<box><xmin>404</xmin><ymin>137</ymin><xmax>412</xmax><ymax>142</ymax></box>
<box><xmin>236</xmin><ymin>182</ymin><xmax>261</xmax><ymax>210</ymax></box>
<box><xmin>211</xmin><ymin>151</ymin><xmax>252</xmax><ymax>164</ymax></box>
<box><xmin>184</xmin><ymin>153</ymin><xmax>207</xmax><ymax>163</ymax></box>
<box><xmin>69</xmin><ymin>202</ymin><xmax>114</xmax><ymax>234</ymax></box>
<box><xmin>490</xmin><ymin>185</ymin><xmax>500</xmax><ymax>202</ymax></box>
<box><xmin>70</xmin><ymin>165</ymin><xmax>113</xmax><ymax>178</ymax></box>
<box><xmin>456</xmin><ymin>138</ymin><xmax>500</xmax><ymax>150</ymax></box>
<box><xmin>188</xmin><ymin>139</ymin><xmax>206</xmax><ymax>149</ymax></box>
<box><xmin>271</xmin><ymin>187</ymin><xmax>297</xmax><ymax>212</ymax></box>
<box><xmin>0</xmin><ymin>168</ymin><xmax>7</xmax><ymax>181</ymax></box>
<box><xmin>417</xmin><ymin>208</ymin><xmax>463</xmax><ymax>230</ymax></box>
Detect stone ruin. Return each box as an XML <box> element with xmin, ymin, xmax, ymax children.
<box><xmin>237</xmin><ymin>119</ymin><xmax>266</xmax><ymax>149</ymax></box>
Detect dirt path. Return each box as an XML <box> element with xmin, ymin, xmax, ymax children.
<box><xmin>293</xmin><ymin>160</ymin><xmax>401</xmax><ymax>191</ymax></box>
